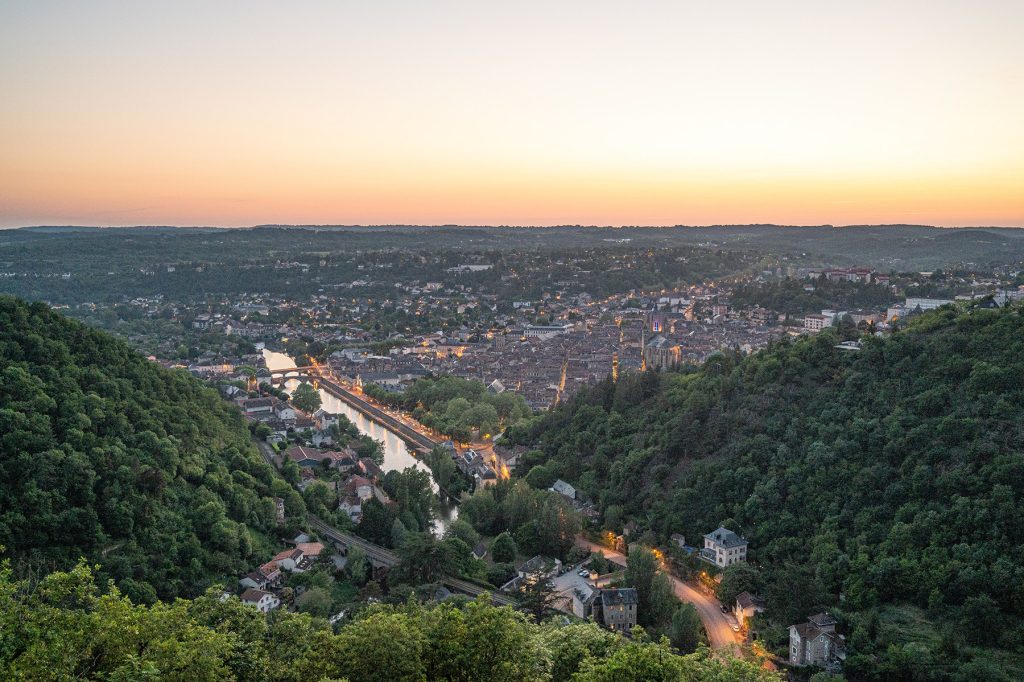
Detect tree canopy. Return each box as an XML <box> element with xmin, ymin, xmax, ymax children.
<box><xmin>0</xmin><ymin>558</ymin><xmax>781</xmax><ymax>681</ymax></box>
<box><xmin>516</xmin><ymin>304</ymin><xmax>1024</xmax><ymax>678</ymax></box>
<box><xmin>0</xmin><ymin>296</ymin><xmax>293</xmax><ymax>602</ymax></box>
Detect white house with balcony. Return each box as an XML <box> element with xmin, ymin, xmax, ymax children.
<box><xmin>701</xmin><ymin>526</ymin><xmax>748</xmax><ymax>568</ymax></box>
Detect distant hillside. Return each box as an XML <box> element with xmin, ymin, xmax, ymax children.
<box><xmin>516</xmin><ymin>304</ymin><xmax>1024</xmax><ymax>679</ymax></box>
<box><xmin>0</xmin><ymin>296</ymin><xmax>298</xmax><ymax>602</ymax></box>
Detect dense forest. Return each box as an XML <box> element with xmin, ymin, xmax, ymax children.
<box><xmin>0</xmin><ymin>296</ymin><xmax>299</xmax><ymax>603</ymax></box>
<box><xmin>512</xmin><ymin>303</ymin><xmax>1024</xmax><ymax>679</ymax></box>
<box><xmin>0</xmin><ymin>559</ymin><xmax>779</xmax><ymax>681</ymax></box>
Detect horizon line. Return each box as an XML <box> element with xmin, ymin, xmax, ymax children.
<box><xmin>6</xmin><ymin>222</ymin><xmax>1024</xmax><ymax>232</ymax></box>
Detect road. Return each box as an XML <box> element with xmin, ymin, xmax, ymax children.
<box><xmin>576</xmin><ymin>537</ymin><xmax>739</xmax><ymax>652</ymax></box>
<box><xmin>667</xmin><ymin>575</ymin><xmax>739</xmax><ymax>653</ymax></box>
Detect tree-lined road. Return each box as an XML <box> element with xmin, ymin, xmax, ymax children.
<box><xmin>576</xmin><ymin>537</ymin><xmax>739</xmax><ymax>652</ymax></box>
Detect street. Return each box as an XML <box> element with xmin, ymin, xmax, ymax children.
<box><xmin>576</xmin><ymin>537</ymin><xmax>740</xmax><ymax>652</ymax></box>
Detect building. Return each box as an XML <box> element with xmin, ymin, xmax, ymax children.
<box><xmin>524</xmin><ymin>323</ymin><xmax>573</xmax><ymax>339</ymax></box>
<box><xmin>517</xmin><ymin>555</ymin><xmax>562</xmax><ymax>583</ymax></box>
<box><xmin>734</xmin><ymin>591</ymin><xmax>766</xmax><ymax>627</ymax></box>
<box><xmin>239</xmin><ymin>588</ymin><xmax>280</xmax><ymax>613</ymax></box>
<box><xmin>550</xmin><ymin>479</ymin><xmax>577</xmax><ymax>500</ymax></box>
<box><xmin>803</xmin><ymin>314</ymin><xmax>830</xmax><ymax>332</ymax></box>
<box><xmin>643</xmin><ymin>335</ymin><xmax>682</xmax><ymax>370</ymax></box>
<box><xmin>702</xmin><ymin>526</ymin><xmax>748</xmax><ymax>568</ymax></box>
<box><xmin>239</xmin><ymin>561</ymin><xmax>282</xmax><ymax>591</ymax></box>
<box><xmin>904</xmin><ymin>297</ymin><xmax>955</xmax><ymax>312</ymax></box>
<box><xmin>591</xmin><ymin>588</ymin><xmax>639</xmax><ymax>633</ymax></box>
<box><xmin>789</xmin><ymin>612</ymin><xmax>846</xmax><ymax>670</ymax></box>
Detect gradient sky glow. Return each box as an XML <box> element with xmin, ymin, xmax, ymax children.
<box><xmin>2</xmin><ymin>1</ymin><xmax>1022</xmax><ymax>227</ymax></box>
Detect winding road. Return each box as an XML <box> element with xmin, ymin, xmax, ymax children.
<box><xmin>576</xmin><ymin>538</ymin><xmax>740</xmax><ymax>652</ymax></box>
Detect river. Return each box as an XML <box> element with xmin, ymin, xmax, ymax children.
<box><xmin>262</xmin><ymin>349</ymin><xmax>456</xmax><ymax>533</ymax></box>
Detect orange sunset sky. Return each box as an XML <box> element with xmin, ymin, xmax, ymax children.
<box><xmin>1</xmin><ymin>1</ymin><xmax>1022</xmax><ymax>228</ymax></box>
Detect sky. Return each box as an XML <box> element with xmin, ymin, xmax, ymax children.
<box><xmin>1</xmin><ymin>1</ymin><xmax>1022</xmax><ymax>228</ymax></box>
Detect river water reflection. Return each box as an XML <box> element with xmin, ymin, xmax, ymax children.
<box><xmin>262</xmin><ymin>349</ymin><xmax>455</xmax><ymax>533</ymax></box>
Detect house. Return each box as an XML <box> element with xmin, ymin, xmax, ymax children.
<box><xmin>339</xmin><ymin>494</ymin><xmax>363</xmax><ymax>523</ymax></box>
<box><xmin>242</xmin><ymin>397</ymin><xmax>275</xmax><ymax>419</ymax></box>
<box><xmin>294</xmin><ymin>542</ymin><xmax>326</xmax><ymax>571</ymax></box>
<box><xmin>591</xmin><ymin>588</ymin><xmax>639</xmax><ymax>633</ymax></box>
<box><xmin>313</xmin><ymin>409</ymin><xmax>339</xmax><ymax>430</ymax></box>
<box><xmin>358</xmin><ymin>457</ymin><xmax>383</xmax><ymax>481</ymax></box>
<box><xmin>341</xmin><ymin>475</ymin><xmax>374</xmax><ymax>501</ymax></box>
<box><xmin>273</xmin><ymin>401</ymin><xmax>297</xmax><ymax>421</ymax></box>
<box><xmin>285</xmin><ymin>446</ymin><xmax>356</xmax><ymax>470</ymax></box>
<box><xmin>493</xmin><ymin>444</ymin><xmax>526</xmax><ymax>472</ymax></box>
<box><xmin>670</xmin><ymin>533</ymin><xmax>686</xmax><ymax>550</ymax></box>
<box><xmin>734</xmin><ymin>591</ymin><xmax>766</xmax><ymax>627</ymax></box>
<box><xmin>550</xmin><ymin>479</ymin><xmax>577</xmax><ymax>500</ymax></box>
<box><xmin>271</xmin><ymin>548</ymin><xmax>304</xmax><ymax>572</ymax></box>
<box><xmin>517</xmin><ymin>555</ymin><xmax>562</xmax><ymax>583</ymax></box>
<box><xmin>803</xmin><ymin>314</ymin><xmax>830</xmax><ymax>332</ymax></box>
<box><xmin>286</xmin><ymin>446</ymin><xmax>324</xmax><ymax>468</ymax></box>
<box><xmin>239</xmin><ymin>588</ymin><xmax>280</xmax><ymax>613</ymax></box>
<box><xmin>239</xmin><ymin>561</ymin><xmax>282</xmax><ymax>591</ymax></box>
<box><xmin>702</xmin><ymin>526</ymin><xmax>748</xmax><ymax>568</ymax></box>
<box><xmin>789</xmin><ymin>612</ymin><xmax>846</xmax><ymax>670</ymax></box>
<box><xmin>572</xmin><ymin>583</ymin><xmax>599</xmax><ymax>619</ymax></box>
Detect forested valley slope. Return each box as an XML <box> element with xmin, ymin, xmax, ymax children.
<box><xmin>515</xmin><ymin>304</ymin><xmax>1024</xmax><ymax>679</ymax></box>
<box><xmin>0</xmin><ymin>296</ymin><xmax>293</xmax><ymax>603</ymax></box>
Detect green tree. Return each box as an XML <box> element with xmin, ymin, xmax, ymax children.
<box><xmin>491</xmin><ymin>531</ymin><xmax>519</xmax><ymax>563</ymax></box>
<box><xmin>445</xmin><ymin>518</ymin><xmax>480</xmax><ymax>548</ymax></box>
<box><xmin>291</xmin><ymin>382</ymin><xmax>322</xmax><ymax>413</ymax></box>
<box><xmin>624</xmin><ymin>547</ymin><xmax>661</xmax><ymax>626</ymax></box>
<box><xmin>668</xmin><ymin>603</ymin><xmax>703</xmax><ymax>653</ymax></box>
<box><xmin>296</xmin><ymin>586</ymin><xmax>333</xmax><ymax>618</ymax></box>
<box><xmin>716</xmin><ymin>563</ymin><xmax>762</xmax><ymax>609</ymax></box>
<box><xmin>333</xmin><ymin>609</ymin><xmax>426</xmax><ymax>682</ymax></box>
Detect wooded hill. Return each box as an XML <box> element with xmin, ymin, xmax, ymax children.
<box><xmin>514</xmin><ymin>304</ymin><xmax>1024</xmax><ymax>679</ymax></box>
<box><xmin>0</xmin><ymin>296</ymin><xmax>300</xmax><ymax>602</ymax></box>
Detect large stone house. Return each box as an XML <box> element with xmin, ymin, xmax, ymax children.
<box><xmin>789</xmin><ymin>612</ymin><xmax>846</xmax><ymax>670</ymax></box>
<box><xmin>702</xmin><ymin>526</ymin><xmax>748</xmax><ymax>568</ymax></box>
<box><xmin>591</xmin><ymin>588</ymin><xmax>639</xmax><ymax>633</ymax></box>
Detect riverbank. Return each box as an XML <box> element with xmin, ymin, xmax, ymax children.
<box><xmin>261</xmin><ymin>348</ymin><xmax>457</xmax><ymax>532</ymax></box>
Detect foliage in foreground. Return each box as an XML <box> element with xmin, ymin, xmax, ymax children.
<box><xmin>0</xmin><ymin>560</ymin><xmax>780</xmax><ymax>682</ymax></box>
